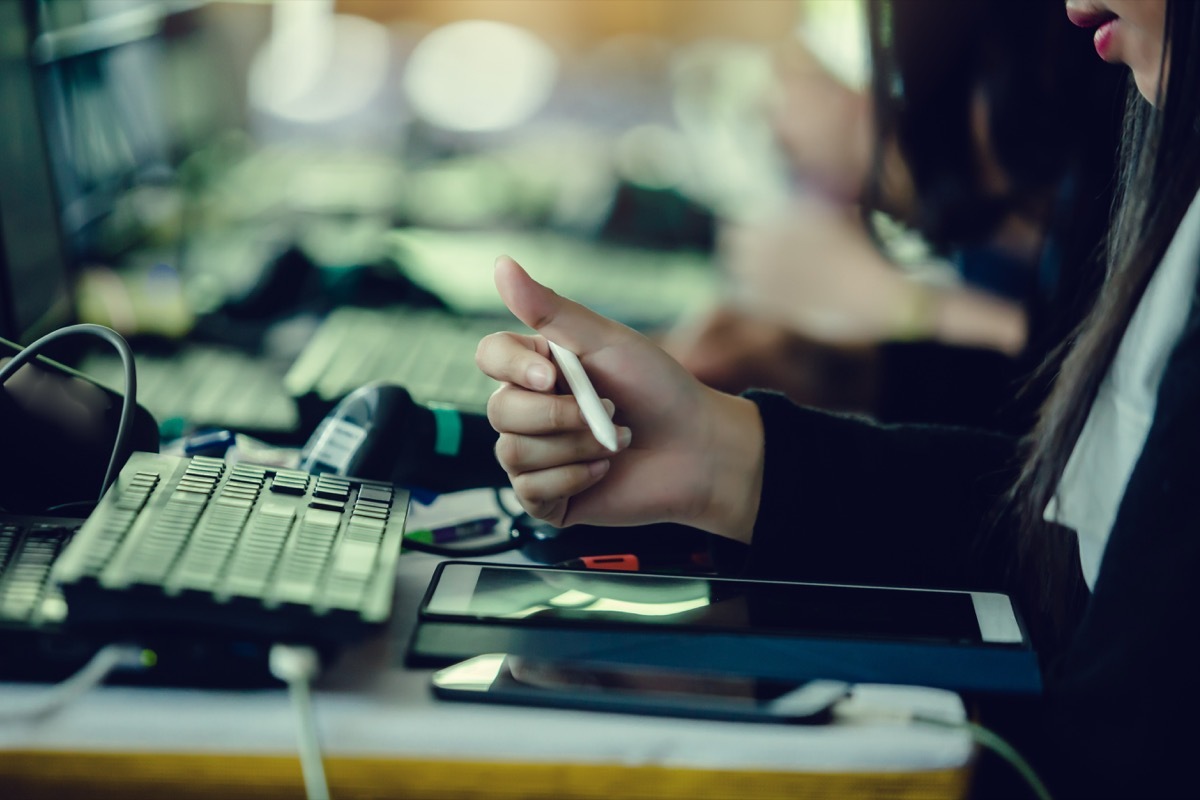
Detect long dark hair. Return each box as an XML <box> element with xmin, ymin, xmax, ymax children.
<box><xmin>1012</xmin><ymin>0</ymin><xmax>1200</xmax><ymax>648</ymax></box>
<box><xmin>864</xmin><ymin>0</ymin><xmax>1123</xmax><ymax>253</ymax></box>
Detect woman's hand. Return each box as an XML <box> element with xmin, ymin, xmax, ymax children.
<box><xmin>476</xmin><ymin>256</ymin><xmax>764</xmax><ymax>544</ymax></box>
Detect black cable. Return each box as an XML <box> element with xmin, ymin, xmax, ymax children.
<box><xmin>400</xmin><ymin>489</ymin><xmax>540</xmax><ymax>558</ymax></box>
<box><xmin>43</xmin><ymin>500</ymin><xmax>100</xmax><ymax>516</ymax></box>
<box><xmin>493</xmin><ymin>487</ymin><xmax>525</xmax><ymax>519</ymax></box>
<box><xmin>400</xmin><ymin>528</ymin><xmax>523</xmax><ymax>557</ymax></box>
<box><xmin>0</xmin><ymin>324</ymin><xmax>137</xmax><ymax>500</ymax></box>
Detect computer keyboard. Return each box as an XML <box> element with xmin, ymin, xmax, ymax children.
<box><xmin>0</xmin><ymin>517</ymin><xmax>78</xmax><ymax>632</ymax></box>
<box><xmin>0</xmin><ymin>515</ymin><xmax>104</xmax><ymax>682</ymax></box>
<box><xmin>386</xmin><ymin>228</ymin><xmax>720</xmax><ymax>328</ymax></box>
<box><xmin>52</xmin><ymin>452</ymin><xmax>410</xmax><ymax>645</ymax></box>
<box><xmin>80</xmin><ymin>308</ymin><xmax>510</xmax><ymax>436</ymax></box>
<box><xmin>284</xmin><ymin>307</ymin><xmax>510</xmax><ymax>411</ymax></box>
<box><xmin>79</xmin><ymin>345</ymin><xmax>301</xmax><ymax>434</ymax></box>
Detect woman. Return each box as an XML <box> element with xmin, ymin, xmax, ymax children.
<box><xmin>476</xmin><ymin>1</ymin><xmax>1195</xmax><ymax>796</ymax></box>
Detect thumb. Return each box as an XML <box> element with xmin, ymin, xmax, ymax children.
<box><xmin>494</xmin><ymin>255</ymin><xmax>625</xmax><ymax>355</ymax></box>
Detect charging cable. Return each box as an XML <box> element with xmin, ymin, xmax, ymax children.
<box><xmin>834</xmin><ymin>700</ymin><xmax>1053</xmax><ymax>800</ymax></box>
<box><xmin>0</xmin><ymin>644</ymin><xmax>148</xmax><ymax>723</ymax></box>
<box><xmin>916</xmin><ymin>715</ymin><xmax>1054</xmax><ymax>800</ymax></box>
<box><xmin>269</xmin><ymin>644</ymin><xmax>330</xmax><ymax>800</ymax></box>
<box><xmin>0</xmin><ymin>324</ymin><xmax>138</xmax><ymax>499</ymax></box>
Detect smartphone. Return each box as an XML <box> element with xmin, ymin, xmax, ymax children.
<box><xmin>410</xmin><ymin>562</ymin><xmax>1042</xmax><ymax>695</ymax></box>
<box><xmin>431</xmin><ymin>652</ymin><xmax>849</xmax><ymax>724</ymax></box>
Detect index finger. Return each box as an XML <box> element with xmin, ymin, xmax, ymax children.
<box><xmin>475</xmin><ymin>330</ymin><xmax>556</xmax><ymax>391</ymax></box>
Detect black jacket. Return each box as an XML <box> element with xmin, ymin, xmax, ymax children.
<box><xmin>732</xmin><ymin>276</ymin><xmax>1200</xmax><ymax>799</ymax></box>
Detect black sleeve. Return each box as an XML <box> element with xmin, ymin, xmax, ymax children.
<box><xmin>873</xmin><ymin>341</ymin><xmax>1033</xmax><ymax>433</ymax></box>
<box><xmin>733</xmin><ymin>391</ymin><xmax>1019</xmax><ymax>591</ymax></box>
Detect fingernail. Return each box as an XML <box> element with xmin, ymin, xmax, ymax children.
<box><xmin>588</xmin><ymin>459</ymin><xmax>610</xmax><ymax>478</ymax></box>
<box><xmin>494</xmin><ymin>254</ymin><xmax>509</xmax><ymax>269</ymax></box>
<box><xmin>617</xmin><ymin>426</ymin><xmax>632</xmax><ymax>448</ymax></box>
<box><xmin>527</xmin><ymin>363</ymin><xmax>553</xmax><ymax>390</ymax></box>
<box><xmin>602</xmin><ymin>398</ymin><xmax>616</xmax><ymax>418</ymax></box>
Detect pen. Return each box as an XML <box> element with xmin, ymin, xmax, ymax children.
<box><xmin>404</xmin><ymin>516</ymin><xmax>500</xmax><ymax>545</ymax></box>
<box><xmin>547</xmin><ymin>340</ymin><xmax>619</xmax><ymax>452</ymax></box>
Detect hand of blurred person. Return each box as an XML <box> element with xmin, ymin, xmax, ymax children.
<box><xmin>767</xmin><ymin>41</ymin><xmax>872</xmax><ymax>202</ymax></box>
<box><xmin>659</xmin><ymin>306</ymin><xmax>878</xmax><ymax>410</ymax></box>
<box><xmin>719</xmin><ymin>195</ymin><xmax>1028</xmax><ymax>355</ymax></box>
<box><xmin>476</xmin><ymin>256</ymin><xmax>763</xmax><ymax>543</ymax></box>
<box><xmin>721</xmin><ymin>195</ymin><xmax>923</xmax><ymax>342</ymax></box>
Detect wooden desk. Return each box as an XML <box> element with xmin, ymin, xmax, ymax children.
<box><xmin>3</xmin><ymin>753</ymin><xmax>970</xmax><ymax>799</ymax></box>
<box><xmin>0</xmin><ymin>554</ymin><xmax>975</xmax><ymax>800</ymax></box>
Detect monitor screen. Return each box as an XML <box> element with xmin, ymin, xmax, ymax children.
<box><xmin>0</xmin><ymin>0</ymin><xmax>73</xmax><ymax>342</ymax></box>
<box><xmin>33</xmin><ymin>0</ymin><xmax>176</xmax><ymax>264</ymax></box>
<box><xmin>0</xmin><ymin>0</ymin><xmax>244</xmax><ymax>342</ymax></box>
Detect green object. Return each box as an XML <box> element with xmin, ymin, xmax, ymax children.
<box><xmin>430</xmin><ymin>405</ymin><xmax>462</xmax><ymax>457</ymax></box>
<box><xmin>404</xmin><ymin>529</ymin><xmax>435</xmax><ymax>545</ymax></box>
<box><xmin>158</xmin><ymin>416</ymin><xmax>188</xmax><ymax>441</ymax></box>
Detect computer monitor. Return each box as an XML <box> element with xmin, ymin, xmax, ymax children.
<box><xmin>0</xmin><ymin>0</ymin><xmax>74</xmax><ymax>343</ymax></box>
<box><xmin>0</xmin><ymin>0</ymin><xmax>247</xmax><ymax>343</ymax></box>
<box><xmin>32</xmin><ymin>0</ymin><xmax>182</xmax><ymax>268</ymax></box>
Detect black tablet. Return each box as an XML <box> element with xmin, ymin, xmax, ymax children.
<box><xmin>408</xmin><ymin>562</ymin><xmax>1042</xmax><ymax>695</ymax></box>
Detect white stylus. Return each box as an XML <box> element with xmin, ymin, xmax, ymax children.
<box><xmin>547</xmin><ymin>340</ymin><xmax>619</xmax><ymax>452</ymax></box>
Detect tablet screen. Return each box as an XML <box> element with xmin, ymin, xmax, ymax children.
<box><xmin>424</xmin><ymin>563</ymin><xmax>1024</xmax><ymax>646</ymax></box>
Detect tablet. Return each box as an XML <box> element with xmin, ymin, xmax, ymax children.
<box><xmin>409</xmin><ymin>562</ymin><xmax>1042</xmax><ymax>695</ymax></box>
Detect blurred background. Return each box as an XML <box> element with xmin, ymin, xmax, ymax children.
<box><xmin>0</xmin><ymin>0</ymin><xmax>889</xmax><ymax>443</ymax></box>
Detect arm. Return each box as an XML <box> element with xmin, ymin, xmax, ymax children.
<box><xmin>733</xmin><ymin>392</ymin><xmax>1020</xmax><ymax>591</ymax></box>
<box><xmin>717</xmin><ymin>197</ymin><xmax>1028</xmax><ymax>354</ymax></box>
<box><xmin>479</xmin><ymin>255</ymin><xmax>1019</xmax><ymax>592</ymax></box>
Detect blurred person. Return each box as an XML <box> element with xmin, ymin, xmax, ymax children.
<box><xmin>662</xmin><ymin>0</ymin><xmax>1124</xmax><ymax>434</ymax></box>
<box><xmin>475</xmin><ymin>0</ymin><xmax>1198</xmax><ymax>796</ymax></box>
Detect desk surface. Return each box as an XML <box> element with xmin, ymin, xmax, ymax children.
<box><xmin>0</xmin><ymin>553</ymin><xmax>975</xmax><ymax>800</ymax></box>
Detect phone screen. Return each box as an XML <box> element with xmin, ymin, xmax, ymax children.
<box><xmin>431</xmin><ymin>653</ymin><xmax>850</xmax><ymax>723</ymax></box>
<box><xmin>424</xmin><ymin>563</ymin><xmax>1026</xmax><ymax>646</ymax></box>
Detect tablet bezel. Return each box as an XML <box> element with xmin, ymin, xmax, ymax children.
<box><xmin>420</xmin><ymin>561</ymin><xmax>1031</xmax><ymax>649</ymax></box>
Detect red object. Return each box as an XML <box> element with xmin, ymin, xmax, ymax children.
<box><xmin>574</xmin><ymin>554</ymin><xmax>641</xmax><ymax>571</ymax></box>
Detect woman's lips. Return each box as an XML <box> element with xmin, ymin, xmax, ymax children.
<box><xmin>1065</xmin><ymin>6</ymin><xmax>1117</xmax><ymax>29</ymax></box>
<box><xmin>1093</xmin><ymin>18</ymin><xmax>1117</xmax><ymax>60</ymax></box>
<box><xmin>1065</xmin><ymin>5</ymin><xmax>1119</xmax><ymax>61</ymax></box>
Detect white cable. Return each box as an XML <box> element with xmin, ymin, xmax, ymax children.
<box><xmin>270</xmin><ymin>644</ymin><xmax>330</xmax><ymax>800</ymax></box>
<box><xmin>0</xmin><ymin>644</ymin><xmax>146</xmax><ymax>722</ymax></box>
<box><xmin>0</xmin><ymin>323</ymin><xmax>138</xmax><ymax>498</ymax></box>
<box><xmin>834</xmin><ymin>699</ymin><xmax>1053</xmax><ymax>800</ymax></box>
<box><xmin>915</xmin><ymin>715</ymin><xmax>1055</xmax><ymax>800</ymax></box>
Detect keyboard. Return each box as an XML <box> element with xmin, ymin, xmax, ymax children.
<box><xmin>52</xmin><ymin>452</ymin><xmax>410</xmax><ymax>646</ymax></box>
<box><xmin>78</xmin><ymin>345</ymin><xmax>300</xmax><ymax>434</ymax></box>
<box><xmin>0</xmin><ymin>516</ymin><xmax>79</xmax><ymax>633</ymax></box>
<box><xmin>79</xmin><ymin>307</ymin><xmax>511</xmax><ymax>437</ymax></box>
<box><xmin>284</xmin><ymin>307</ymin><xmax>511</xmax><ymax>410</ymax></box>
<box><xmin>0</xmin><ymin>516</ymin><xmax>105</xmax><ymax>682</ymax></box>
<box><xmin>386</xmin><ymin>227</ymin><xmax>719</xmax><ymax>328</ymax></box>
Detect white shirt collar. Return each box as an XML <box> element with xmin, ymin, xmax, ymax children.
<box><xmin>1045</xmin><ymin>189</ymin><xmax>1200</xmax><ymax>589</ymax></box>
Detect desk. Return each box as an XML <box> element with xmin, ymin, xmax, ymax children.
<box><xmin>0</xmin><ymin>554</ymin><xmax>975</xmax><ymax>800</ymax></box>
